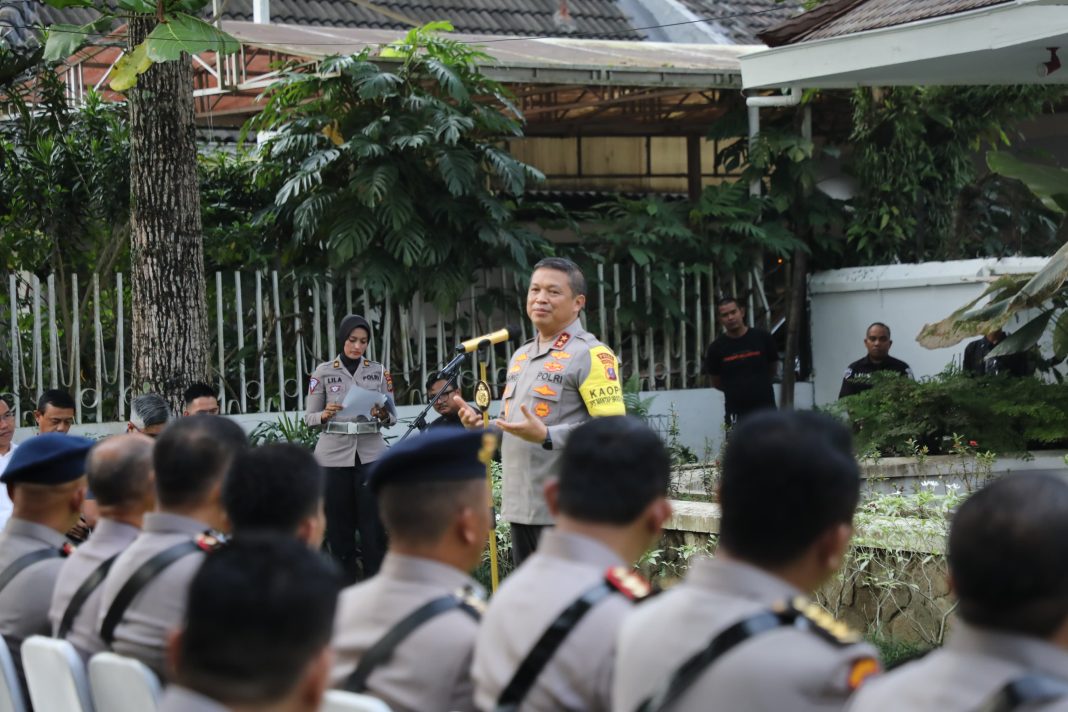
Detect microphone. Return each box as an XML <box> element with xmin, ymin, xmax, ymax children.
<box><xmin>455</xmin><ymin>325</ymin><xmax>520</xmax><ymax>353</ymax></box>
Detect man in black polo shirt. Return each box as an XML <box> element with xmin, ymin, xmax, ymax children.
<box><xmin>839</xmin><ymin>322</ymin><xmax>914</xmax><ymax>399</ymax></box>
<box><xmin>703</xmin><ymin>297</ymin><xmax>779</xmax><ymax>426</ymax></box>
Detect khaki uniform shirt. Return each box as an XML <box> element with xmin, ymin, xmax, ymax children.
<box><xmin>614</xmin><ymin>557</ymin><xmax>881</xmax><ymax>712</ymax></box>
<box><xmin>331</xmin><ymin>553</ymin><xmax>484</xmax><ymax>712</ymax></box>
<box><xmin>96</xmin><ymin>512</ymin><xmax>210</xmax><ymax>678</ymax></box>
<box><xmin>471</xmin><ymin>530</ymin><xmax>633</xmax><ymax>712</ymax></box>
<box><xmin>847</xmin><ymin>622</ymin><xmax>1068</xmax><ymax>712</ymax></box>
<box><xmin>49</xmin><ymin>518</ymin><xmax>140</xmax><ymax>661</ymax></box>
<box><xmin>0</xmin><ymin>518</ymin><xmax>69</xmax><ymax>684</ymax></box>
<box><xmin>158</xmin><ymin>685</ymin><xmax>229</xmax><ymax>712</ymax></box>
<box><xmin>500</xmin><ymin>319</ymin><xmax>625</xmax><ymax>524</ymax></box>
<box><xmin>305</xmin><ymin>356</ymin><xmax>396</xmax><ymax>468</ymax></box>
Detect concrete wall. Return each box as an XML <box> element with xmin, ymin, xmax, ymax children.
<box><xmin>808</xmin><ymin>257</ymin><xmax>1049</xmax><ymax>406</ymax></box>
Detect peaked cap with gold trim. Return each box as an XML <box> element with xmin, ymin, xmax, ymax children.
<box><xmin>368</xmin><ymin>427</ymin><xmax>498</xmax><ymax>493</ymax></box>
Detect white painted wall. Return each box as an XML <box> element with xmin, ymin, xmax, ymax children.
<box><xmin>808</xmin><ymin>257</ymin><xmax>1048</xmax><ymax>406</ymax></box>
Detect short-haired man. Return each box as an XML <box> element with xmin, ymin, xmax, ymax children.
<box><xmin>614</xmin><ymin>411</ymin><xmax>880</xmax><ymax>712</ymax></box>
<box><xmin>0</xmin><ymin>433</ymin><xmax>92</xmax><ymax>688</ymax></box>
<box><xmin>425</xmin><ymin>372</ymin><xmax>463</xmax><ymax>429</ymax></box>
<box><xmin>183</xmin><ymin>383</ymin><xmax>220</xmax><ymax>417</ymax></box>
<box><xmin>224</xmin><ymin>443</ymin><xmax>326</xmax><ymax>548</ymax></box>
<box><xmin>127</xmin><ymin>392</ymin><xmax>171</xmax><ymax>437</ymax></box>
<box><xmin>97</xmin><ymin>416</ymin><xmax>246</xmax><ymax>677</ymax></box>
<box><xmin>161</xmin><ymin>535</ymin><xmax>342</xmax><ymax>712</ymax></box>
<box><xmin>34</xmin><ymin>389</ymin><xmax>76</xmax><ymax>434</ymax></box>
<box><xmin>847</xmin><ymin>473</ymin><xmax>1068</xmax><ymax>711</ymax></box>
<box><xmin>472</xmin><ymin>416</ymin><xmax>671</xmax><ymax>712</ymax></box>
<box><xmin>703</xmin><ymin>296</ymin><xmax>779</xmax><ymax>426</ymax></box>
<box><xmin>838</xmin><ymin>322</ymin><xmax>913</xmax><ymax>399</ymax></box>
<box><xmin>962</xmin><ymin>329</ymin><xmax>1031</xmax><ymax>378</ymax></box>
<box><xmin>331</xmin><ymin>428</ymin><xmax>492</xmax><ymax>712</ymax></box>
<box><xmin>0</xmin><ymin>397</ymin><xmax>19</xmax><ymax>529</ymax></box>
<box><xmin>49</xmin><ymin>433</ymin><xmax>155</xmax><ymax>661</ymax></box>
<box><xmin>455</xmin><ymin>257</ymin><xmax>626</xmax><ymax>565</ymax></box>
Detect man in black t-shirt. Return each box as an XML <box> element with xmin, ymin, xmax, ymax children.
<box><xmin>703</xmin><ymin>297</ymin><xmax>779</xmax><ymax>426</ymax></box>
<box><xmin>962</xmin><ymin>330</ymin><xmax>1031</xmax><ymax>378</ymax></box>
<box><xmin>838</xmin><ymin>322</ymin><xmax>914</xmax><ymax>399</ymax></box>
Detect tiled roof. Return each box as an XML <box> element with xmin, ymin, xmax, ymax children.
<box><xmin>678</xmin><ymin>0</ymin><xmax>802</xmax><ymax>45</ymax></box>
<box><xmin>759</xmin><ymin>0</ymin><xmax>1012</xmax><ymax>47</ymax></box>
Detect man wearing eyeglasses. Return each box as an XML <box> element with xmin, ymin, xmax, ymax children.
<box><xmin>0</xmin><ymin>398</ymin><xmax>18</xmax><ymax>529</ymax></box>
<box><xmin>425</xmin><ymin>372</ymin><xmax>464</xmax><ymax>429</ymax></box>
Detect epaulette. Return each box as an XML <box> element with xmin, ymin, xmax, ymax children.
<box><xmin>60</xmin><ymin>542</ymin><xmax>75</xmax><ymax>557</ymax></box>
<box><xmin>363</xmin><ymin>358</ymin><xmax>380</xmax><ymax>366</ymax></box>
<box><xmin>195</xmin><ymin>531</ymin><xmax>225</xmax><ymax>553</ymax></box>
<box><xmin>780</xmin><ymin>596</ymin><xmax>862</xmax><ymax>646</ymax></box>
<box><xmin>333</xmin><ymin>359</ymin><xmax>341</xmax><ymax>368</ymax></box>
<box><xmin>456</xmin><ymin>586</ymin><xmax>487</xmax><ymax>616</ymax></box>
<box><xmin>605</xmin><ymin>566</ymin><xmax>653</xmax><ymax>601</ymax></box>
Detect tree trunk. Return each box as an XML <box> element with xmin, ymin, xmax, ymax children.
<box><xmin>127</xmin><ymin>16</ymin><xmax>210</xmax><ymax>409</ymax></box>
<box><xmin>780</xmin><ymin>246</ymin><xmax>808</xmax><ymax>410</ymax></box>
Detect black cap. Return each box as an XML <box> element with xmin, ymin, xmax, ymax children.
<box><xmin>368</xmin><ymin>427</ymin><xmax>496</xmax><ymax>493</ymax></box>
<box><xmin>1</xmin><ymin>433</ymin><xmax>93</xmax><ymax>485</ymax></box>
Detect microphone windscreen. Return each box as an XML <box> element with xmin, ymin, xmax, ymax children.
<box><xmin>505</xmin><ymin>324</ymin><xmax>521</xmax><ymax>342</ymax></box>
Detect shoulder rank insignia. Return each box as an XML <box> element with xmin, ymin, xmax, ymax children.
<box><xmin>847</xmin><ymin>657</ymin><xmax>881</xmax><ymax>690</ymax></box>
<box><xmin>552</xmin><ymin>332</ymin><xmax>571</xmax><ymax>350</ymax></box>
<box><xmin>195</xmin><ymin>531</ymin><xmax>225</xmax><ymax>553</ymax></box>
<box><xmin>333</xmin><ymin>359</ymin><xmax>341</xmax><ymax>368</ymax></box>
<box><xmin>60</xmin><ymin>542</ymin><xmax>75</xmax><ymax>557</ymax></box>
<box><xmin>605</xmin><ymin>566</ymin><xmax>653</xmax><ymax>601</ymax></box>
<box><xmin>456</xmin><ymin>587</ymin><xmax>488</xmax><ymax>616</ymax></box>
<box><xmin>782</xmin><ymin>596</ymin><xmax>862</xmax><ymax>645</ymax></box>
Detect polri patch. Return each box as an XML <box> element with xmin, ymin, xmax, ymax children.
<box><xmin>533</xmin><ymin>402</ymin><xmax>551</xmax><ymax>418</ymax></box>
<box><xmin>544</xmin><ymin>361</ymin><xmax>565</xmax><ymax>373</ymax></box>
<box><xmin>308</xmin><ymin>377</ymin><xmax>320</xmax><ymax>394</ymax></box>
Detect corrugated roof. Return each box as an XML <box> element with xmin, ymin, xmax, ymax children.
<box><xmin>678</xmin><ymin>0</ymin><xmax>802</xmax><ymax>45</ymax></box>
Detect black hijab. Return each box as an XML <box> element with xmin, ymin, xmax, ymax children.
<box><xmin>337</xmin><ymin>314</ymin><xmax>372</xmax><ymax>375</ymax></box>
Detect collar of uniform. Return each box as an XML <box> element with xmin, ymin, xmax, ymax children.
<box><xmin>88</xmin><ymin>518</ymin><xmax>141</xmax><ymax>544</ymax></box>
<box><xmin>686</xmin><ymin>556</ymin><xmax>802</xmax><ymax>604</ymax></box>
<box><xmin>2</xmin><ymin>517</ymin><xmax>69</xmax><ymax>548</ymax></box>
<box><xmin>536</xmin><ymin>529</ymin><xmax>625</xmax><ymax>569</ymax></box>
<box><xmin>0</xmin><ymin>440</ymin><xmax>18</xmax><ymax>462</ymax></box>
<box><xmin>379</xmin><ymin>553</ymin><xmax>485</xmax><ymax>597</ymax></box>
<box><xmin>533</xmin><ymin>317</ymin><xmax>587</xmax><ymax>357</ymax></box>
<box><xmin>949</xmin><ymin>621</ymin><xmax>1068</xmax><ymax>681</ymax></box>
<box><xmin>143</xmin><ymin>512</ymin><xmax>212</xmax><ymax>536</ymax></box>
<box><xmin>159</xmin><ymin>685</ymin><xmax>230</xmax><ymax>712</ymax></box>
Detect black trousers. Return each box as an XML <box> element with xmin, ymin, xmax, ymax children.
<box><xmin>323</xmin><ymin>458</ymin><xmax>387</xmax><ymax>584</ymax></box>
<box><xmin>510</xmin><ymin>523</ymin><xmax>546</xmax><ymax>567</ymax></box>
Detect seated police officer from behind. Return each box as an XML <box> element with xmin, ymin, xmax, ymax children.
<box><xmin>161</xmin><ymin>535</ymin><xmax>342</xmax><ymax>712</ymax></box>
<box><xmin>305</xmin><ymin>314</ymin><xmax>396</xmax><ymax>583</ymax></box>
<box><xmin>838</xmin><ymin>322</ymin><xmax>913</xmax><ymax>399</ymax></box>
<box><xmin>472</xmin><ymin>416</ymin><xmax>672</xmax><ymax>712</ymax></box>
<box><xmin>614</xmin><ymin>411</ymin><xmax>880</xmax><ymax>712</ymax></box>
<box><xmin>97</xmin><ymin>416</ymin><xmax>246</xmax><ymax>678</ymax></box>
<box><xmin>331</xmin><ymin>428</ymin><xmax>491</xmax><ymax>712</ymax></box>
<box><xmin>0</xmin><ymin>433</ymin><xmax>91</xmax><ymax>690</ymax></box>
<box><xmin>50</xmin><ymin>433</ymin><xmax>156</xmax><ymax>661</ymax></box>
<box><xmin>848</xmin><ymin>473</ymin><xmax>1068</xmax><ymax>712</ymax></box>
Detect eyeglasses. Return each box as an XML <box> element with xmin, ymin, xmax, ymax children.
<box><xmin>426</xmin><ymin>388</ymin><xmax>456</xmax><ymax>402</ymax></box>
<box><xmin>0</xmin><ymin>412</ymin><xmax>14</xmax><ymax>422</ymax></box>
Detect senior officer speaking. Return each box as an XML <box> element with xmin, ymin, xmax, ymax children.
<box><xmin>305</xmin><ymin>314</ymin><xmax>396</xmax><ymax>583</ymax></box>
<box><xmin>454</xmin><ymin>257</ymin><xmax>625</xmax><ymax>565</ymax></box>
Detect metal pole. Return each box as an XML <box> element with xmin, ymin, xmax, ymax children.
<box><xmin>235</xmin><ymin>272</ymin><xmax>247</xmax><ymax>413</ymax></box>
<box><xmin>256</xmin><ymin>271</ymin><xmax>266</xmax><ymax>412</ymax></box>
<box><xmin>215</xmin><ymin>271</ymin><xmax>226</xmax><ymax>414</ymax></box>
<box><xmin>93</xmin><ymin>274</ymin><xmax>103</xmax><ymax>423</ymax></box>
<box><xmin>72</xmin><ymin>274</ymin><xmax>81</xmax><ymax>422</ymax></box>
<box><xmin>117</xmin><ymin>273</ymin><xmax>125</xmax><ymax>421</ymax></box>
<box><xmin>9</xmin><ymin>275</ymin><xmax>19</xmax><ymax>424</ymax></box>
<box><xmin>272</xmin><ymin>271</ymin><xmax>284</xmax><ymax>412</ymax></box>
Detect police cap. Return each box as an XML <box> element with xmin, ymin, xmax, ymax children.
<box><xmin>1</xmin><ymin>433</ymin><xmax>93</xmax><ymax>485</ymax></box>
<box><xmin>368</xmin><ymin>427</ymin><xmax>494</xmax><ymax>493</ymax></box>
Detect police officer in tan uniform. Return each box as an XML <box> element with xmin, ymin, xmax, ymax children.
<box><xmin>0</xmin><ymin>433</ymin><xmax>90</xmax><ymax>691</ymax></box>
<box><xmin>614</xmin><ymin>411</ymin><xmax>881</xmax><ymax>712</ymax></box>
<box><xmin>332</xmin><ymin>428</ymin><xmax>492</xmax><ymax>712</ymax></box>
<box><xmin>472</xmin><ymin>416</ymin><xmax>671</xmax><ymax>712</ymax></box>
<box><xmin>848</xmin><ymin>473</ymin><xmax>1068</xmax><ymax>712</ymax></box>
<box><xmin>455</xmin><ymin>257</ymin><xmax>625</xmax><ymax>564</ymax></box>
<box><xmin>305</xmin><ymin>314</ymin><xmax>396</xmax><ymax>582</ymax></box>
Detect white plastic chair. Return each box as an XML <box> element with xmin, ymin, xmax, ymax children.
<box><xmin>320</xmin><ymin>689</ymin><xmax>392</xmax><ymax>712</ymax></box>
<box><xmin>88</xmin><ymin>652</ymin><xmax>161</xmax><ymax>712</ymax></box>
<box><xmin>0</xmin><ymin>635</ymin><xmax>27</xmax><ymax>712</ymax></box>
<box><xmin>21</xmin><ymin>636</ymin><xmax>93</xmax><ymax>712</ymax></box>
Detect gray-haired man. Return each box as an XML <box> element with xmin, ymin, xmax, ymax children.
<box><xmin>127</xmin><ymin>394</ymin><xmax>171</xmax><ymax>439</ymax></box>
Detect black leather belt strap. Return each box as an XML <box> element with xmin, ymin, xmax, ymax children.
<box><xmin>494</xmin><ymin>581</ymin><xmax>615</xmax><ymax>712</ymax></box>
<box><xmin>979</xmin><ymin>674</ymin><xmax>1068</xmax><ymax>712</ymax></box>
<box><xmin>635</xmin><ymin>608</ymin><xmax>800</xmax><ymax>712</ymax></box>
<box><xmin>0</xmin><ymin>548</ymin><xmax>63</xmax><ymax>595</ymax></box>
<box><xmin>100</xmin><ymin>540</ymin><xmax>200</xmax><ymax>646</ymax></box>
<box><xmin>57</xmin><ymin>554</ymin><xmax>119</xmax><ymax>639</ymax></box>
<box><xmin>343</xmin><ymin>594</ymin><xmax>481</xmax><ymax>694</ymax></box>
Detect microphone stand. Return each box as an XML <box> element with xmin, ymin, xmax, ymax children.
<box><xmin>397</xmin><ymin>345</ymin><xmax>480</xmax><ymax>442</ymax></box>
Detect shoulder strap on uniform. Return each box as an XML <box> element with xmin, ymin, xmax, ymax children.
<box><xmin>57</xmin><ymin>554</ymin><xmax>119</xmax><ymax>639</ymax></box>
<box><xmin>99</xmin><ymin>540</ymin><xmax>201</xmax><ymax>646</ymax></box>
<box><xmin>0</xmin><ymin>547</ymin><xmax>65</xmax><ymax>595</ymax></box>
<box><xmin>343</xmin><ymin>592</ymin><xmax>482</xmax><ymax>694</ymax></box>
<box><xmin>979</xmin><ymin>674</ymin><xmax>1068</xmax><ymax>712</ymax></box>
<box><xmin>494</xmin><ymin>573</ymin><xmax>628</xmax><ymax>712</ymax></box>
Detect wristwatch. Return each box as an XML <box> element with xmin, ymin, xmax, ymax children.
<box><xmin>542</xmin><ymin>430</ymin><xmax>553</xmax><ymax>451</ymax></box>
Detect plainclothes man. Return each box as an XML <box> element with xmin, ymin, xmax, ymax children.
<box><xmin>127</xmin><ymin>392</ymin><xmax>172</xmax><ymax>438</ymax></box>
<box><xmin>703</xmin><ymin>296</ymin><xmax>779</xmax><ymax>426</ymax></box>
<box><xmin>183</xmin><ymin>383</ymin><xmax>221</xmax><ymax>416</ymax></box>
<box><xmin>425</xmin><ymin>372</ymin><xmax>463</xmax><ymax>429</ymax></box>
<box><xmin>34</xmin><ymin>389</ymin><xmax>76</xmax><ymax>434</ymax></box>
<box><xmin>455</xmin><ymin>257</ymin><xmax>625</xmax><ymax>564</ymax></box>
<box><xmin>331</xmin><ymin>428</ymin><xmax>491</xmax><ymax>712</ymax></box>
<box><xmin>97</xmin><ymin>416</ymin><xmax>246</xmax><ymax>677</ymax></box>
<box><xmin>614</xmin><ymin>411</ymin><xmax>880</xmax><ymax>712</ymax></box>
<box><xmin>838</xmin><ymin>322</ymin><xmax>913</xmax><ymax>399</ymax></box>
<box><xmin>848</xmin><ymin>473</ymin><xmax>1068</xmax><ymax>711</ymax></box>
<box><xmin>161</xmin><ymin>535</ymin><xmax>342</xmax><ymax>712</ymax></box>
<box><xmin>0</xmin><ymin>433</ymin><xmax>91</xmax><ymax>688</ymax></box>
<box><xmin>0</xmin><ymin>397</ymin><xmax>19</xmax><ymax>529</ymax></box>
<box><xmin>962</xmin><ymin>329</ymin><xmax>1031</xmax><ymax>378</ymax></box>
<box><xmin>472</xmin><ymin>416</ymin><xmax>670</xmax><ymax>712</ymax></box>
<box><xmin>50</xmin><ymin>433</ymin><xmax>155</xmax><ymax>661</ymax></box>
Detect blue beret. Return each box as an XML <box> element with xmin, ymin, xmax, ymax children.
<box><xmin>1</xmin><ymin>433</ymin><xmax>94</xmax><ymax>485</ymax></box>
<box><xmin>368</xmin><ymin>427</ymin><xmax>496</xmax><ymax>493</ymax></box>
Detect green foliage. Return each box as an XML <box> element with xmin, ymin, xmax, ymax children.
<box><xmin>622</xmin><ymin>373</ymin><xmax>655</xmax><ymax>419</ymax></box>
<box><xmin>474</xmin><ymin>461</ymin><xmax>515</xmax><ymax>591</ymax></box>
<box><xmin>831</xmin><ymin>369</ymin><xmax>1068</xmax><ymax>455</ymax></box>
<box><xmin>248</xmin><ymin>412</ymin><xmax>321</xmax><ymax>449</ymax></box>
<box><xmin>249</xmin><ymin>23</ymin><xmax>547</xmax><ymax>308</ymax></box>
